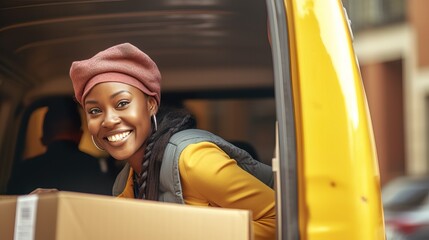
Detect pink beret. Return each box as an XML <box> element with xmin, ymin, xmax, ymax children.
<box><xmin>69</xmin><ymin>43</ymin><xmax>161</xmax><ymax>106</ymax></box>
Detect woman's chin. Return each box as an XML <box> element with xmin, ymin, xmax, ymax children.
<box><xmin>108</xmin><ymin>151</ymin><xmax>132</xmax><ymax>161</ymax></box>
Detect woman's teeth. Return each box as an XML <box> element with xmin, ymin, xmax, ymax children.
<box><xmin>107</xmin><ymin>131</ymin><xmax>130</xmax><ymax>142</ymax></box>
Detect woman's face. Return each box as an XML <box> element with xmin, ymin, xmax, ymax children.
<box><xmin>83</xmin><ymin>82</ymin><xmax>157</xmax><ymax>162</ymax></box>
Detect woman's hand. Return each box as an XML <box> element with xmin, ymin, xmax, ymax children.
<box><xmin>29</xmin><ymin>188</ymin><xmax>59</xmax><ymax>195</ymax></box>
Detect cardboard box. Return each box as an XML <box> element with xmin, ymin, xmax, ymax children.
<box><xmin>0</xmin><ymin>191</ymin><xmax>251</xmax><ymax>240</ymax></box>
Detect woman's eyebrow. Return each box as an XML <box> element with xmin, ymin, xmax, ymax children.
<box><xmin>111</xmin><ymin>90</ymin><xmax>131</xmax><ymax>99</ymax></box>
<box><xmin>84</xmin><ymin>90</ymin><xmax>131</xmax><ymax>105</ymax></box>
<box><xmin>84</xmin><ymin>99</ymin><xmax>98</xmax><ymax>105</ymax></box>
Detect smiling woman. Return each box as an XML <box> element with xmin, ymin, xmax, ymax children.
<box><xmin>69</xmin><ymin>42</ymin><xmax>276</xmax><ymax>240</ymax></box>
<box><xmin>84</xmin><ymin>82</ymin><xmax>155</xmax><ymax>163</ymax></box>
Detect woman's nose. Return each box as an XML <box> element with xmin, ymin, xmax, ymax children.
<box><xmin>101</xmin><ymin>110</ymin><xmax>120</xmax><ymax>128</ymax></box>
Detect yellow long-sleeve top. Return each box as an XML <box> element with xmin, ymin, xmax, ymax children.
<box><xmin>117</xmin><ymin>142</ymin><xmax>276</xmax><ymax>240</ymax></box>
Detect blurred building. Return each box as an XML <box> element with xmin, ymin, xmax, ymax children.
<box><xmin>343</xmin><ymin>0</ymin><xmax>429</xmax><ymax>185</ymax></box>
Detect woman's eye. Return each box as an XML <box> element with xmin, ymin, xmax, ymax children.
<box><xmin>88</xmin><ymin>108</ymin><xmax>101</xmax><ymax>115</ymax></box>
<box><xmin>117</xmin><ymin>100</ymin><xmax>130</xmax><ymax>108</ymax></box>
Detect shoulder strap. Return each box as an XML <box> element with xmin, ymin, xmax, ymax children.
<box><xmin>112</xmin><ymin>163</ymin><xmax>130</xmax><ymax>196</ymax></box>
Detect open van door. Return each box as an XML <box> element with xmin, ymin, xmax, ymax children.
<box><xmin>267</xmin><ymin>0</ymin><xmax>386</xmax><ymax>239</ymax></box>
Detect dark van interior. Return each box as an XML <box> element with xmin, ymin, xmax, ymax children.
<box><xmin>0</xmin><ymin>0</ymin><xmax>276</xmax><ymax>194</ymax></box>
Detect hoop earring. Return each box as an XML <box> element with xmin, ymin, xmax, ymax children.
<box><xmin>91</xmin><ymin>135</ymin><xmax>105</xmax><ymax>151</ymax></box>
<box><xmin>152</xmin><ymin>114</ymin><xmax>158</xmax><ymax>132</ymax></box>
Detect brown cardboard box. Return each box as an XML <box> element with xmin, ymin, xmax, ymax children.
<box><xmin>0</xmin><ymin>191</ymin><xmax>252</xmax><ymax>240</ymax></box>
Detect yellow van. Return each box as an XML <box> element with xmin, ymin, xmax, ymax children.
<box><xmin>0</xmin><ymin>0</ymin><xmax>385</xmax><ymax>239</ymax></box>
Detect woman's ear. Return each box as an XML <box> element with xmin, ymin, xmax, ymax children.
<box><xmin>147</xmin><ymin>96</ymin><xmax>158</xmax><ymax>115</ymax></box>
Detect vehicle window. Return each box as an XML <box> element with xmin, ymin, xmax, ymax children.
<box><xmin>23</xmin><ymin>107</ymin><xmax>47</xmax><ymax>159</ymax></box>
<box><xmin>184</xmin><ymin>98</ymin><xmax>276</xmax><ymax>165</ymax></box>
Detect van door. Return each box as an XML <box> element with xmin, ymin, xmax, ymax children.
<box><xmin>267</xmin><ymin>0</ymin><xmax>386</xmax><ymax>239</ymax></box>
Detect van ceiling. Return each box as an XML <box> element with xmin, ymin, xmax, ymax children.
<box><xmin>0</xmin><ymin>0</ymin><xmax>273</xmax><ymax>101</ymax></box>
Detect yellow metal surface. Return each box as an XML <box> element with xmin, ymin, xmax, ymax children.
<box><xmin>284</xmin><ymin>0</ymin><xmax>385</xmax><ymax>239</ymax></box>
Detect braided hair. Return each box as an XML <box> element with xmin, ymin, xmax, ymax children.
<box><xmin>134</xmin><ymin>107</ymin><xmax>197</xmax><ymax>200</ymax></box>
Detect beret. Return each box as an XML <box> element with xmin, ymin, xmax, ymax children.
<box><xmin>69</xmin><ymin>43</ymin><xmax>161</xmax><ymax>106</ymax></box>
